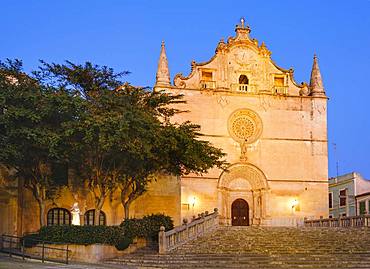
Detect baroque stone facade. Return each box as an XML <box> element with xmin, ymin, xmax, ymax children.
<box><xmin>155</xmin><ymin>19</ymin><xmax>329</xmax><ymax>226</ymax></box>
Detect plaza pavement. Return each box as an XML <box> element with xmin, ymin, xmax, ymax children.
<box><xmin>0</xmin><ymin>253</ymin><xmax>133</xmax><ymax>269</ymax></box>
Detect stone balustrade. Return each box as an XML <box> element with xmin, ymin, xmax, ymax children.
<box><xmin>200</xmin><ymin>80</ymin><xmax>216</xmax><ymax>89</ymax></box>
<box><xmin>304</xmin><ymin>214</ymin><xmax>370</xmax><ymax>228</ymax></box>
<box><xmin>158</xmin><ymin>208</ymin><xmax>219</xmax><ymax>254</ymax></box>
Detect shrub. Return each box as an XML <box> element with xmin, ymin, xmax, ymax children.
<box><xmin>22</xmin><ymin>214</ymin><xmax>173</xmax><ymax>251</ymax></box>
<box><xmin>23</xmin><ymin>225</ymin><xmax>123</xmax><ymax>247</ymax></box>
<box><xmin>121</xmin><ymin>213</ymin><xmax>174</xmax><ymax>242</ymax></box>
<box><xmin>115</xmin><ymin>236</ymin><xmax>133</xmax><ymax>251</ymax></box>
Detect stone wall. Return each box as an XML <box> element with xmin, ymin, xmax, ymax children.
<box><xmin>26</xmin><ymin>238</ymin><xmax>147</xmax><ymax>263</ymax></box>
<box><xmin>18</xmin><ymin>173</ymin><xmax>180</xmax><ymax>234</ymax></box>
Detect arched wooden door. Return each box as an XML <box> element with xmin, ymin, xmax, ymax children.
<box><xmin>231</xmin><ymin>199</ymin><xmax>249</xmax><ymax>226</ymax></box>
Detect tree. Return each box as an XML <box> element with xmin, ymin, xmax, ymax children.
<box><xmin>34</xmin><ymin>61</ymin><xmax>141</xmax><ymax>224</ymax></box>
<box><xmin>0</xmin><ymin>59</ymin><xmax>84</xmax><ymax>226</ymax></box>
<box><xmin>7</xmin><ymin>60</ymin><xmax>227</xmax><ymax>224</ymax></box>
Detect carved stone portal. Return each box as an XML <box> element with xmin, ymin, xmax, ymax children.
<box><xmin>217</xmin><ymin>163</ymin><xmax>268</xmax><ymax>226</ymax></box>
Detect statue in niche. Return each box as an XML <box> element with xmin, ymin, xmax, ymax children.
<box><xmin>71</xmin><ymin>202</ymin><xmax>80</xmax><ymax>225</ymax></box>
<box><xmin>240</xmin><ymin>139</ymin><xmax>248</xmax><ymax>162</ymax></box>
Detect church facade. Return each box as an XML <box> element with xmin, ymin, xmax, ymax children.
<box><xmin>0</xmin><ymin>20</ymin><xmax>329</xmax><ymax>236</ymax></box>
<box><xmin>155</xmin><ymin>19</ymin><xmax>329</xmax><ymax>226</ymax></box>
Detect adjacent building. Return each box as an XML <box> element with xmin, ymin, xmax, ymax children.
<box><xmin>328</xmin><ymin>172</ymin><xmax>370</xmax><ymax>218</ymax></box>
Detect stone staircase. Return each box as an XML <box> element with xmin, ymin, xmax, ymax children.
<box><xmin>106</xmin><ymin>226</ymin><xmax>370</xmax><ymax>268</ymax></box>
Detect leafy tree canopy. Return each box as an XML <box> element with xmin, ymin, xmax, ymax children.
<box><xmin>0</xmin><ymin>59</ymin><xmax>227</xmax><ymax>223</ymax></box>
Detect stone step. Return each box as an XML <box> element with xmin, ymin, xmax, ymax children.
<box><xmin>105</xmin><ymin>227</ymin><xmax>370</xmax><ymax>268</ymax></box>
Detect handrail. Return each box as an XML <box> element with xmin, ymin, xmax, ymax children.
<box><xmin>0</xmin><ymin>234</ymin><xmax>70</xmax><ymax>264</ymax></box>
<box><xmin>304</xmin><ymin>214</ymin><xmax>370</xmax><ymax>228</ymax></box>
<box><xmin>158</xmin><ymin>208</ymin><xmax>219</xmax><ymax>254</ymax></box>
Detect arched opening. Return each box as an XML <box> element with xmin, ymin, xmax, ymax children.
<box><xmin>218</xmin><ymin>163</ymin><xmax>268</xmax><ymax>226</ymax></box>
<box><xmin>84</xmin><ymin>209</ymin><xmax>106</xmax><ymax>225</ymax></box>
<box><xmin>238</xmin><ymin>75</ymin><xmax>249</xmax><ymax>92</ymax></box>
<box><xmin>239</xmin><ymin>75</ymin><xmax>249</xmax><ymax>84</ymax></box>
<box><xmin>47</xmin><ymin>208</ymin><xmax>71</xmax><ymax>226</ymax></box>
<box><xmin>231</xmin><ymin>198</ymin><xmax>249</xmax><ymax>226</ymax></box>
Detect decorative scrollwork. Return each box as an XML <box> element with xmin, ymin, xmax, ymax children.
<box><xmin>173</xmin><ymin>74</ymin><xmax>186</xmax><ymax>88</ymax></box>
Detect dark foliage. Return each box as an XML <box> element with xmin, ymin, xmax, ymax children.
<box><xmin>121</xmin><ymin>213</ymin><xmax>174</xmax><ymax>242</ymax></box>
<box><xmin>23</xmin><ymin>225</ymin><xmax>123</xmax><ymax>247</ymax></box>
<box><xmin>22</xmin><ymin>214</ymin><xmax>174</xmax><ymax>250</ymax></box>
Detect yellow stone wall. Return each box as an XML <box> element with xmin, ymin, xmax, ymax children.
<box><xmin>156</xmin><ymin>23</ymin><xmax>329</xmax><ymax>226</ymax></box>
<box><xmin>16</xmin><ymin>173</ymin><xmax>180</xmax><ymax>234</ymax></box>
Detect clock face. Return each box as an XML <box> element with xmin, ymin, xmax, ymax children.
<box><xmin>233</xmin><ymin>49</ymin><xmax>257</xmax><ymax>67</ymax></box>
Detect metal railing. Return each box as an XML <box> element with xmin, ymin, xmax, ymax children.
<box><xmin>0</xmin><ymin>234</ymin><xmax>70</xmax><ymax>264</ymax></box>
<box><xmin>304</xmin><ymin>214</ymin><xmax>370</xmax><ymax>228</ymax></box>
<box><xmin>158</xmin><ymin>208</ymin><xmax>219</xmax><ymax>254</ymax></box>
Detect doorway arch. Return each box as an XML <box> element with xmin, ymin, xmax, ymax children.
<box><xmin>218</xmin><ymin>163</ymin><xmax>269</xmax><ymax>226</ymax></box>
<box><xmin>231</xmin><ymin>198</ymin><xmax>249</xmax><ymax>226</ymax></box>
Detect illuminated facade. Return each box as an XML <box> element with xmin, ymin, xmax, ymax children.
<box><xmin>0</xmin><ymin>20</ymin><xmax>330</xmax><ymax>237</ymax></box>
<box><xmin>155</xmin><ymin>19</ymin><xmax>329</xmax><ymax>226</ymax></box>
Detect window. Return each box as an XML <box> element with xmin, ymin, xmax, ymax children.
<box><xmin>238</xmin><ymin>75</ymin><xmax>249</xmax><ymax>92</ymax></box>
<box><xmin>341</xmin><ymin>213</ymin><xmax>347</xmax><ymax>217</ymax></box>
<box><xmin>273</xmin><ymin>75</ymin><xmax>287</xmax><ymax>95</ymax></box>
<box><xmin>359</xmin><ymin>201</ymin><xmax>366</xmax><ymax>215</ymax></box>
<box><xmin>84</xmin><ymin>210</ymin><xmax>106</xmax><ymax>226</ymax></box>
<box><xmin>274</xmin><ymin>76</ymin><xmax>284</xmax><ymax>87</ymax></box>
<box><xmin>47</xmin><ymin>208</ymin><xmax>71</xmax><ymax>226</ymax></box>
<box><xmin>201</xmin><ymin>71</ymin><xmax>213</xmax><ymax>81</ymax></box>
<box><xmin>328</xmin><ymin>192</ymin><xmax>333</xmax><ymax>209</ymax></box>
<box><xmin>239</xmin><ymin>75</ymin><xmax>249</xmax><ymax>84</ymax></box>
<box><xmin>339</xmin><ymin>189</ymin><xmax>347</xmax><ymax>207</ymax></box>
<box><xmin>200</xmin><ymin>71</ymin><xmax>215</xmax><ymax>89</ymax></box>
<box><xmin>329</xmin><ymin>215</ymin><xmax>333</xmax><ymax>218</ymax></box>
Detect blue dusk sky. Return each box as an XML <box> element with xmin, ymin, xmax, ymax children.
<box><xmin>1</xmin><ymin>0</ymin><xmax>369</xmax><ymax>179</ymax></box>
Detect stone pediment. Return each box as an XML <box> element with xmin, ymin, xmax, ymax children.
<box><xmin>172</xmin><ymin>20</ymin><xmax>307</xmax><ymax>96</ymax></box>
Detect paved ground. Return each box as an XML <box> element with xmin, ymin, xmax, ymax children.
<box><xmin>0</xmin><ymin>253</ymin><xmax>132</xmax><ymax>269</ymax></box>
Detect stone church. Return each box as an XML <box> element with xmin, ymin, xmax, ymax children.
<box><xmin>0</xmin><ymin>20</ymin><xmax>328</xmax><ymax>236</ymax></box>
<box><xmin>154</xmin><ymin>19</ymin><xmax>328</xmax><ymax>226</ymax></box>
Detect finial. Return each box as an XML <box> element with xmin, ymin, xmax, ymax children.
<box><xmin>155</xmin><ymin>40</ymin><xmax>171</xmax><ymax>87</ymax></box>
<box><xmin>309</xmin><ymin>54</ymin><xmax>325</xmax><ymax>97</ymax></box>
<box><xmin>235</xmin><ymin>17</ymin><xmax>251</xmax><ymax>37</ymax></box>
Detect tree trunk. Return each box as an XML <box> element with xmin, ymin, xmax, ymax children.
<box><xmin>37</xmin><ymin>199</ymin><xmax>46</xmax><ymax>227</ymax></box>
<box><xmin>124</xmin><ymin>201</ymin><xmax>131</xmax><ymax>220</ymax></box>
<box><xmin>95</xmin><ymin>197</ymin><xmax>105</xmax><ymax>225</ymax></box>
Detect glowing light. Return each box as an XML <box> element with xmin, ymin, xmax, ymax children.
<box><xmin>71</xmin><ymin>202</ymin><xmax>81</xmax><ymax>225</ymax></box>
<box><xmin>291</xmin><ymin>199</ymin><xmax>299</xmax><ymax>209</ymax></box>
<box><xmin>189</xmin><ymin>196</ymin><xmax>196</xmax><ymax>206</ymax></box>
